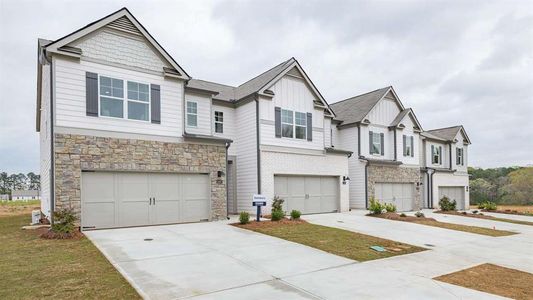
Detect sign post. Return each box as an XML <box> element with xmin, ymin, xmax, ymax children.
<box><xmin>252</xmin><ymin>194</ymin><xmax>267</xmax><ymax>222</ymax></box>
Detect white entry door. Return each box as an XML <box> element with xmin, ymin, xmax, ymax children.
<box><xmin>375</xmin><ymin>183</ymin><xmax>414</xmax><ymax>212</ymax></box>
<box><xmin>81</xmin><ymin>172</ymin><xmax>210</xmax><ymax>229</ymax></box>
<box><xmin>438</xmin><ymin>186</ymin><xmax>465</xmax><ymax>210</ymax></box>
<box><xmin>274</xmin><ymin>176</ymin><xmax>339</xmax><ymax>214</ymax></box>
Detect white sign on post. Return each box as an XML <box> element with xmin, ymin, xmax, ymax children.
<box><xmin>252</xmin><ymin>194</ymin><xmax>267</xmax><ymax>206</ymax></box>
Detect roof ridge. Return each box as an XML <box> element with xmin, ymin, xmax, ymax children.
<box><xmin>190</xmin><ymin>78</ymin><xmax>236</xmax><ymax>88</ymax></box>
<box><xmin>426</xmin><ymin>125</ymin><xmax>462</xmax><ymax>132</ymax></box>
<box><xmin>331</xmin><ymin>86</ymin><xmax>390</xmax><ymax>106</ymax></box>
<box><xmin>236</xmin><ymin>58</ymin><xmax>294</xmax><ymax>88</ymax></box>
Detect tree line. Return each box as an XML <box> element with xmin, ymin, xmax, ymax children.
<box><xmin>0</xmin><ymin>172</ymin><xmax>41</xmax><ymax>195</ymax></box>
<box><xmin>469</xmin><ymin>166</ymin><xmax>533</xmax><ymax>205</ymax></box>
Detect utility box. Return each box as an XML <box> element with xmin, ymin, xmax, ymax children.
<box><xmin>31</xmin><ymin>210</ymin><xmax>41</xmax><ymax>225</ymax></box>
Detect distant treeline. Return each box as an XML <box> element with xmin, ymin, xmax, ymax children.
<box><xmin>0</xmin><ymin>172</ymin><xmax>41</xmax><ymax>195</ymax></box>
<box><xmin>469</xmin><ymin>166</ymin><xmax>533</xmax><ymax>205</ymax></box>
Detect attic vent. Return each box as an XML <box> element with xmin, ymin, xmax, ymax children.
<box><xmin>107</xmin><ymin>16</ymin><xmax>142</xmax><ymax>36</ymax></box>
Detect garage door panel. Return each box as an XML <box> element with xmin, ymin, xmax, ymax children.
<box><xmin>439</xmin><ymin>186</ymin><xmax>465</xmax><ymax>210</ymax></box>
<box><xmin>274</xmin><ymin>175</ymin><xmax>338</xmax><ymax>215</ymax></box>
<box><xmin>375</xmin><ymin>183</ymin><xmax>414</xmax><ymax>212</ymax></box>
<box><xmin>306</xmin><ymin>196</ymin><xmax>322</xmax><ymax>214</ymax></box>
<box><xmin>320</xmin><ymin>177</ymin><xmax>337</xmax><ymax>195</ymax></box>
<box><xmin>285</xmin><ymin>196</ymin><xmax>305</xmax><ymax>213</ymax></box>
<box><xmin>182</xmin><ymin>199</ymin><xmax>210</xmax><ymax>222</ymax></box>
<box><xmin>305</xmin><ymin>177</ymin><xmax>322</xmax><ymax>195</ymax></box>
<box><xmin>82</xmin><ymin>202</ymin><xmax>115</xmax><ymax>228</ymax></box>
<box><xmin>320</xmin><ymin>195</ymin><xmax>338</xmax><ymax>212</ymax></box>
<box><xmin>288</xmin><ymin>177</ymin><xmax>305</xmax><ymax>195</ymax></box>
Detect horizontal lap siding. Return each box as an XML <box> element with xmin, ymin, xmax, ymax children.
<box><xmin>338</xmin><ymin>127</ymin><xmax>366</xmax><ymax>208</ymax></box>
<box><xmin>235</xmin><ymin>101</ymin><xmax>258</xmax><ymax>213</ymax></box>
<box><xmin>212</xmin><ymin>104</ymin><xmax>237</xmax><ymax>155</ymax></box>
<box><xmin>184</xmin><ymin>92</ymin><xmax>211</xmax><ymax>136</ymax></box>
<box><xmin>54</xmin><ymin>58</ymin><xmax>182</xmax><ymax>137</ymax></box>
<box><xmin>40</xmin><ymin>64</ymin><xmax>52</xmax><ymax>218</ymax></box>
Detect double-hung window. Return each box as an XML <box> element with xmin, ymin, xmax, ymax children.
<box><xmin>214</xmin><ymin>111</ymin><xmax>223</xmax><ymax>133</ymax></box>
<box><xmin>100</xmin><ymin>76</ymin><xmax>124</xmax><ymax>118</ymax></box>
<box><xmin>403</xmin><ymin>135</ymin><xmax>414</xmax><ymax>157</ymax></box>
<box><xmin>295</xmin><ymin>112</ymin><xmax>307</xmax><ymax>140</ymax></box>
<box><xmin>186</xmin><ymin>101</ymin><xmax>198</xmax><ymax>127</ymax></box>
<box><xmin>432</xmin><ymin>145</ymin><xmax>441</xmax><ymax>164</ymax></box>
<box><xmin>281</xmin><ymin>109</ymin><xmax>294</xmax><ymax>138</ymax></box>
<box><xmin>127</xmin><ymin>81</ymin><xmax>150</xmax><ymax>121</ymax></box>
<box><xmin>371</xmin><ymin>132</ymin><xmax>382</xmax><ymax>155</ymax></box>
<box><xmin>456</xmin><ymin>148</ymin><xmax>464</xmax><ymax>165</ymax></box>
<box><xmin>99</xmin><ymin>76</ymin><xmax>151</xmax><ymax>121</ymax></box>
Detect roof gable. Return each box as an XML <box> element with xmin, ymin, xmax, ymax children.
<box><xmin>390</xmin><ymin>108</ymin><xmax>423</xmax><ymax>131</ymax></box>
<box><xmin>43</xmin><ymin>7</ymin><xmax>189</xmax><ymax>79</ymax></box>
<box><xmin>330</xmin><ymin>87</ymin><xmax>390</xmax><ymax>126</ymax></box>
<box><xmin>424</xmin><ymin>125</ymin><xmax>471</xmax><ymax>144</ymax></box>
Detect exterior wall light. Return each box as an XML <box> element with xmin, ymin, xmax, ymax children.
<box><xmin>342</xmin><ymin>176</ymin><xmax>350</xmax><ymax>185</ymax></box>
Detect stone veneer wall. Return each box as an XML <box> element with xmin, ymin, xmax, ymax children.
<box><xmin>367</xmin><ymin>165</ymin><xmax>422</xmax><ymax>210</ymax></box>
<box><xmin>54</xmin><ymin>133</ymin><xmax>227</xmax><ymax>221</ymax></box>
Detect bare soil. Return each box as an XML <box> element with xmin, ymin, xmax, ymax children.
<box><xmin>232</xmin><ymin>218</ymin><xmax>306</xmax><ymax>229</ymax></box>
<box><xmin>435</xmin><ymin>263</ymin><xmax>533</xmax><ymax>300</ymax></box>
<box><xmin>436</xmin><ymin>210</ymin><xmax>533</xmax><ymax>226</ymax></box>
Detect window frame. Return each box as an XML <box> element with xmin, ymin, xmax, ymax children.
<box><xmin>281</xmin><ymin>109</ymin><xmax>294</xmax><ymax>138</ymax></box>
<box><xmin>432</xmin><ymin>145</ymin><xmax>441</xmax><ymax>165</ymax></box>
<box><xmin>371</xmin><ymin>132</ymin><xmax>382</xmax><ymax>155</ymax></box>
<box><xmin>186</xmin><ymin>101</ymin><xmax>198</xmax><ymax>128</ymax></box>
<box><xmin>214</xmin><ymin>111</ymin><xmax>224</xmax><ymax>133</ymax></box>
<box><xmin>98</xmin><ymin>75</ymin><xmax>151</xmax><ymax>122</ymax></box>
<box><xmin>404</xmin><ymin>135</ymin><xmax>413</xmax><ymax>157</ymax></box>
<box><xmin>280</xmin><ymin>109</ymin><xmax>309</xmax><ymax>140</ymax></box>
<box><xmin>294</xmin><ymin>111</ymin><xmax>307</xmax><ymax>140</ymax></box>
<box><xmin>456</xmin><ymin>147</ymin><xmax>464</xmax><ymax>166</ymax></box>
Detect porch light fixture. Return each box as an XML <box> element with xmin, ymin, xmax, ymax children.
<box><xmin>342</xmin><ymin>176</ymin><xmax>350</xmax><ymax>185</ymax></box>
<box><xmin>217</xmin><ymin>171</ymin><xmax>225</xmax><ymax>178</ymax></box>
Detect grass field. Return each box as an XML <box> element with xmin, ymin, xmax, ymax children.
<box><xmin>0</xmin><ymin>200</ymin><xmax>40</xmax><ymax>216</ymax></box>
<box><xmin>235</xmin><ymin>219</ymin><xmax>426</xmax><ymax>261</ymax></box>
<box><xmin>0</xmin><ymin>213</ymin><xmax>139</xmax><ymax>299</ymax></box>
<box><xmin>496</xmin><ymin>205</ymin><xmax>533</xmax><ymax>214</ymax></box>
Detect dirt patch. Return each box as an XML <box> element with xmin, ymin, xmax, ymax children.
<box><xmin>435</xmin><ymin>263</ymin><xmax>533</xmax><ymax>300</ymax></box>
<box><xmin>232</xmin><ymin>218</ymin><xmax>306</xmax><ymax>229</ymax></box>
<box><xmin>0</xmin><ymin>203</ymin><xmax>40</xmax><ymax>216</ymax></box>
<box><xmin>369</xmin><ymin>213</ymin><xmax>516</xmax><ymax>237</ymax></box>
<box><xmin>436</xmin><ymin>210</ymin><xmax>533</xmax><ymax>226</ymax></box>
<box><xmin>483</xmin><ymin>209</ymin><xmax>533</xmax><ymax>216</ymax></box>
<box><xmin>39</xmin><ymin>228</ymin><xmax>84</xmax><ymax>240</ymax></box>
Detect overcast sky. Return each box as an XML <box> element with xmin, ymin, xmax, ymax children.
<box><xmin>0</xmin><ymin>0</ymin><xmax>532</xmax><ymax>173</ymax></box>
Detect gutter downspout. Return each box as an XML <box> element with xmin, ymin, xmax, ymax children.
<box><xmin>429</xmin><ymin>168</ymin><xmax>436</xmax><ymax>209</ymax></box>
<box><xmin>225</xmin><ymin>142</ymin><xmax>231</xmax><ymax>220</ymax></box>
<box><xmin>360</xmin><ymin>157</ymin><xmax>369</xmax><ymax>209</ymax></box>
<box><xmin>255</xmin><ymin>95</ymin><xmax>261</xmax><ymax>194</ymax></box>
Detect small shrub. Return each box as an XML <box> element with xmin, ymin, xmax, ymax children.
<box><xmin>439</xmin><ymin>196</ymin><xmax>457</xmax><ymax>211</ymax></box>
<box><xmin>384</xmin><ymin>203</ymin><xmax>397</xmax><ymax>213</ymax></box>
<box><xmin>415</xmin><ymin>211</ymin><xmax>425</xmax><ymax>218</ymax></box>
<box><xmin>483</xmin><ymin>201</ymin><xmax>497</xmax><ymax>211</ymax></box>
<box><xmin>478</xmin><ymin>202</ymin><xmax>486</xmax><ymax>209</ymax></box>
<box><xmin>472</xmin><ymin>210</ymin><xmax>479</xmax><ymax>214</ymax></box>
<box><xmin>290</xmin><ymin>210</ymin><xmax>301</xmax><ymax>220</ymax></box>
<box><xmin>239</xmin><ymin>211</ymin><xmax>250</xmax><ymax>224</ymax></box>
<box><xmin>400</xmin><ymin>213</ymin><xmax>407</xmax><ymax>217</ymax></box>
<box><xmin>42</xmin><ymin>208</ymin><xmax>78</xmax><ymax>239</ymax></box>
<box><xmin>368</xmin><ymin>197</ymin><xmax>384</xmax><ymax>215</ymax></box>
<box><xmin>271</xmin><ymin>209</ymin><xmax>285</xmax><ymax>221</ymax></box>
<box><xmin>272</xmin><ymin>196</ymin><xmax>285</xmax><ymax>212</ymax></box>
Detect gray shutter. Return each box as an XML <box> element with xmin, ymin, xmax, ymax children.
<box><xmin>306</xmin><ymin>112</ymin><xmax>312</xmax><ymax>141</ymax></box>
<box><xmin>439</xmin><ymin>146</ymin><xmax>443</xmax><ymax>164</ymax></box>
<box><xmin>275</xmin><ymin>107</ymin><xmax>281</xmax><ymax>138</ymax></box>
<box><xmin>410</xmin><ymin>136</ymin><xmax>414</xmax><ymax>157</ymax></box>
<box><xmin>380</xmin><ymin>133</ymin><xmax>384</xmax><ymax>156</ymax></box>
<box><xmin>369</xmin><ymin>131</ymin><xmax>373</xmax><ymax>154</ymax></box>
<box><xmin>86</xmin><ymin>72</ymin><xmax>98</xmax><ymax>117</ymax></box>
<box><xmin>150</xmin><ymin>84</ymin><xmax>161</xmax><ymax>124</ymax></box>
<box><xmin>402</xmin><ymin>135</ymin><xmax>406</xmax><ymax>156</ymax></box>
<box><xmin>431</xmin><ymin>145</ymin><xmax>434</xmax><ymax>163</ymax></box>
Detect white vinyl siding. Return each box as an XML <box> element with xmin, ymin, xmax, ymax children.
<box><xmin>212</xmin><ymin>104</ymin><xmax>237</xmax><ymax>155</ymax></box>
<box><xmin>53</xmin><ymin>58</ymin><xmax>183</xmax><ymax>137</ymax></box>
<box><xmin>235</xmin><ymin>101</ymin><xmax>258</xmax><ymax>212</ymax></box>
<box><xmin>184</xmin><ymin>92</ymin><xmax>212</xmax><ymax>135</ymax></box>
<box><xmin>337</xmin><ymin>127</ymin><xmax>366</xmax><ymax>208</ymax></box>
<box><xmin>39</xmin><ymin>63</ymin><xmax>52</xmax><ymax>218</ymax></box>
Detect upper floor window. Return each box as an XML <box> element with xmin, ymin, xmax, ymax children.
<box><xmin>295</xmin><ymin>112</ymin><xmax>307</xmax><ymax>140</ymax></box>
<box><xmin>186</xmin><ymin>101</ymin><xmax>197</xmax><ymax>127</ymax></box>
<box><xmin>281</xmin><ymin>109</ymin><xmax>294</xmax><ymax>138</ymax></box>
<box><xmin>456</xmin><ymin>148</ymin><xmax>464</xmax><ymax>166</ymax></box>
<box><xmin>214</xmin><ymin>111</ymin><xmax>223</xmax><ymax>133</ymax></box>
<box><xmin>432</xmin><ymin>145</ymin><xmax>442</xmax><ymax>164</ymax></box>
<box><xmin>403</xmin><ymin>135</ymin><xmax>414</xmax><ymax>157</ymax></box>
<box><xmin>369</xmin><ymin>131</ymin><xmax>383</xmax><ymax>155</ymax></box>
<box><xmin>100</xmin><ymin>76</ymin><xmax>124</xmax><ymax>118</ymax></box>
<box><xmin>99</xmin><ymin>76</ymin><xmax>150</xmax><ymax>121</ymax></box>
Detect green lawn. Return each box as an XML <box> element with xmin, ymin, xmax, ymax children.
<box><xmin>236</xmin><ymin>221</ymin><xmax>425</xmax><ymax>261</ymax></box>
<box><xmin>0</xmin><ymin>214</ymin><xmax>140</xmax><ymax>299</ymax></box>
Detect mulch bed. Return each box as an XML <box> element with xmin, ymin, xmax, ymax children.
<box><xmin>435</xmin><ymin>263</ymin><xmax>533</xmax><ymax>300</ymax></box>
<box><xmin>38</xmin><ymin>227</ymin><xmax>84</xmax><ymax>240</ymax></box>
<box><xmin>436</xmin><ymin>210</ymin><xmax>494</xmax><ymax>220</ymax></box>
<box><xmin>232</xmin><ymin>218</ymin><xmax>306</xmax><ymax>229</ymax></box>
<box><xmin>482</xmin><ymin>209</ymin><xmax>533</xmax><ymax>216</ymax></box>
<box><xmin>368</xmin><ymin>212</ymin><xmax>437</xmax><ymax>223</ymax></box>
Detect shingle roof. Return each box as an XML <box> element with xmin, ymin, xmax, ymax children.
<box><xmin>329</xmin><ymin>87</ymin><xmax>391</xmax><ymax>126</ymax></box>
<box><xmin>12</xmin><ymin>190</ymin><xmax>40</xmax><ymax>197</ymax></box>
<box><xmin>390</xmin><ymin>109</ymin><xmax>411</xmax><ymax>127</ymax></box>
<box><xmin>425</xmin><ymin>126</ymin><xmax>463</xmax><ymax>141</ymax></box>
<box><xmin>187</xmin><ymin>58</ymin><xmax>295</xmax><ymax>102</ymax></box>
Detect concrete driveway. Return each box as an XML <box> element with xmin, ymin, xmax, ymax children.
<box><xmin>85</xmin><ymin>212</ymin><xmax>533</xmax><ymax>299</ymax></box>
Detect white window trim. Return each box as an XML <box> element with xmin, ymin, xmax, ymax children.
<box><xmin>432</xmin><ymin>145</ymin><xmax>441</xmax><ymax>165</ymax></box>
<box><xmin>186</xmin><ymin>100</ymin><xmax>198</xmax><ymax>128</ymax></box>
<box><xmin>281</xmin><ymin>109</ymin><xmax>308</xmax><ymax>140</ymax></box>
<box><xmin>457</xmin><ymin>147</ymin><xmax>464</xmax><ymax>166</ymax></box>
<box><xmin>214</xmin><ymin>111</ymin><xmax>223</xmax><ymax>133</ymax></box>
<box><xmin>97</xmin><ymin>75</ymin><xmax>151</xmax><ymax>123</ymax></box>
<box><xmin>404</xmin><ymin>135</ymin><xmax>413</xmax><ymax>157</ymax></box>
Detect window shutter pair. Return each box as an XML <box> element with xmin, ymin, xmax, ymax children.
<box><xmin>85</xmin><ymin>72</ymin><xmax>160</xmax><ymax>123</ymax></box>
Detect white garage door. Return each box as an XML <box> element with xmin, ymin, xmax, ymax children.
<box><xmin>81</xmin><ymin>172</ymin><xmax>210</xmax><ymax>229</ymax></box>
<box><xmin>439</xmin><ymin>186</ymin><xmax>465</xmax><ymax>210</ymax></box>
<box><xmin>274</xmin><ymin>176</ymin><xmax>338</xmax><ymax>214</ymax></box>
<box><xmin>375</xmin><ymin>183</ymin><xmax>414</xmax><ymax>212</ymax></box>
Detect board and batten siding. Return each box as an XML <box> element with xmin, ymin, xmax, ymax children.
<box><xmin>366</xmin><ymin>97</ymin><xmax>401</xmax><ymax>125</ymax></box>
<box><xmin>234</xmin><ymin>101</ymin><xmax>258</xmax><ymax>212</ymax></box>
<box><xmin>212</xmin><ymin>104</ymin><xmax>237</xmax><ymax>155</ymax></box>
<box><xmin>184</xmin><ymin>91</ymin><xmax>211</xmax><ymax>136</ymax></box>
<box><xmin>259</xmin><ymin>75</ymin><xmax>325</xmax><ymax>150</ymax></box>
<box><xmin>40</xmin><ymin>63</ymin><xmax>52</xmax><ymax>218</ymax></box>
<box><xmin>53</xmin><ymin>57</ymin><xmax>183</xmax><ymax>137</ymax></box>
